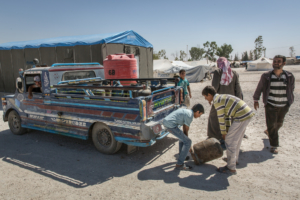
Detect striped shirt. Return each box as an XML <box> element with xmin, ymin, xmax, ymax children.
<box><xmin>267</xmin><ymin>73</ymin><xmax>288</xmax><ymax>107</ymax></box>
<box><xmin>213</xmin><ymin>94</ymin><xmax>255</xmax><ymax>135</ymax></box>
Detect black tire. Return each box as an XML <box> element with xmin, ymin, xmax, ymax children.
<box><xmin>92</xmin><ymin>123</ymin><xmax>122</xmax><ymax>154</ymax></box>
<box><xmin>8</xmin><ymin>110</ymin><xmax>26</xmax><ymax>135</ymax></box>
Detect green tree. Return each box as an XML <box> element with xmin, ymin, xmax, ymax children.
<box><xmin>153</xmin><ymin>51</ymin><xmax>160</xmax><ymax>60</ymax></box>
<box><xmin>189</xmin><ymin>47</ymin><xmax>205</xmax><ymax>60</ymax></box>
<box><xmin>203</xmin><ymin>41</ymin><xmax>218</xmax><ymax>61</ymax></box>
<box><xmin>234</xmin><ymin>53</ymin><xmax>239</xmax><ymax>61</ymax></box>
<box><xmin>171</xmin><ymin>51</ymin><xmax>179</xmax><ymax>60</ymax></box>
<box><xmin>216</xmin><ymin>43</ymin><xmax>233</xmax><ymax>59</ymax></box>
<box><xmin>254</xmin><ymin>36</ymin><xmax>266</xmax><ymax>59</ymax></box>
<box><xmin>153</xmin><ymin>49</ymin><xmax>168</xmax><ymax>60</ymax></box>
<box><xmin>241</xmin><ymin>51</ymin><xmax>249</xmax><ymax>61</ymax></box>
<box><xmin>158</xmin><ymin>49</ymin><xmax>168</xmax><ymax>59</ymax></box>
<box><xmin>179</xmin><ymin>50</ymin><xmax>187</xmax><ymax>61</ymax></box>
<box><xmin>249</xmin><ymin>50</ymin><xmax>254</xmax><ymax>60</ymax></box>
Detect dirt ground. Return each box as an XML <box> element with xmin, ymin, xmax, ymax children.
<box><xmin>1</xmin><ymin>66</ymin><xmax>300</xmax><ymax>199</ymax></box>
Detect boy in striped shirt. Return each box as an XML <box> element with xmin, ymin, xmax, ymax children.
<box><xmin>202</xmin><ymin>86</ymin><xmax>255</xmax><ymax>175</ymax></box>
<box><xmin>253</xmin><ymin>55</ymin><xmax>295</xmax><ymax>154</ymax></box>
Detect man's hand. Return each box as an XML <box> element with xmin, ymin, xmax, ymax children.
<box><xmin>254</xmin><ymin>102</ymin><xmax>259</xmax><ymax>110</ymax></box>
<box><xmin>183</xmin><ymin>124</ymin><xmax>189</xmax><ymax>137</ymax></box>
<box><xmin>222</xmin><ymin>134</ymin><xmax>226</xmax><ymax>140</ymax></box>
<box><xmin>28</xmin><ymin>94</ymin><xmax>33</xmax><ymax>99</ymax></box>
<box><xmin>189</xmin><ymin>93</ymin><xmax>192</xmax><ymax>99</ymax></box>
<box><xmin>189</xmin><ymin>148</ymin><xmax>193</xmax><ymax>153</ymax></box>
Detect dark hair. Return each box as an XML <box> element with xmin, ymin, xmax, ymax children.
<box><xmin>192</xmin><ymin>103</ymin><xmax>205</xmax><ymax>114</ymax></box>
<box><xmin>179</xmin><ymin>69</ymin><xmax>186</xmax><ymax>74</ymax></box>
<box><xmin>274</xmin><ymin>55</ymin><xmax>286</xmax><ymax>63</ymax></box>
<box><xmin>202</xmin><ymin>86</ymin><xmax>216</xmax><ymax>96</ymax></box>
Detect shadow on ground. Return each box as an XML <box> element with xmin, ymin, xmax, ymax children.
<box><xmin>138</xmin><ymin>162</ymin><xmax>230</xmax><ymax>191</ymax></box>
<box><xmin>137</xmin><ymin>139</ymin><xmax>274</xmax><ymax>191</ymax></box>
<box><xmin>0</xmin><ymin>128</ymin><xmax>177</xmax><ymax>188</ymax></box>
<box><xmin>236</xmin><ymin>138</ymin><xmax>274</xmax><ymax>169</ymax></box>
<box><xmin>0</xmin><ymin>127</ymin><xmax>274</xmax><ymax>191</ymax></box>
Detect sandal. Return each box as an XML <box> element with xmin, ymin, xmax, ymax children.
<box><xmin>175</xmin><ymin>164</ymin><xmax>193</xmax><ymax>171</ymax></box>
<box><xmin>243</xmin><ymin>134</ymin><xmax>249</xmax><ymax>139</ymax></box>
<box><xmin>270</xmin><ymin>147</ymin><xmax>278</xmax><ymax>154</ymax></box>
<box><xmin>217</xmin><ymin>166</ymin><xmax>237</xmax><ymax>175</ymax></box>
<box><xmin>222</xmin><ymin>157</ymin><xmax>239</xmax><ymax>165</ymax></box>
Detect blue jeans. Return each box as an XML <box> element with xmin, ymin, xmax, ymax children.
<box><xmin>167</xmin><ymin>127</ymin><xmax>192</xmax><ymax>165</ymax></box>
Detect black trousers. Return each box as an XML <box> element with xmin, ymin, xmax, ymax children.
<box><xmin>265</xmin><ymin>103</ymin><xmax>290</xmax><ymax>147</ymax></box>
<box><xmin>207</xmin><ymin>105</ymin><xmax>222</xmax><ymax>140</ymax></box>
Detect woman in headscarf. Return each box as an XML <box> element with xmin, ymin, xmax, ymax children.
<box><xmin>207</xmin><ymin>57</ymin><xmax>244</xmax><ymax>141</ymax></box>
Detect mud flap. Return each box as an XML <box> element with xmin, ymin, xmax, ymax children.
<box><xmin>127</xmin><ymin>145</ymin><xmax>137</xmax><ymax>154</ymax></box>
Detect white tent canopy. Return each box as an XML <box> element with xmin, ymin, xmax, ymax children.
<box><xmin>247</xmin><ymin>57</ymin><xmax>273</xmax><ymax>71</ymax></box>
<box><xmin>184</xmin><ymin>60</ymin><xmax>216</xmax><ymax>67</ymax></box>
<box><xmin>153</xmin><ymin>60</ymin><xmax>216</xmax><ymax>82</ymax></box>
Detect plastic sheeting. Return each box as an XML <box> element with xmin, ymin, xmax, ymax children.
<box><xmin>247</xmin><ymin>57</ymin><xmax>273</xmax><ymax>71</ymax></box>
<box><xmin>0</xmin><ymin>30</ymin><xmax>153</xmax><ymax>50</ymax></box>
<box><xmin>153</xmin><ymin>60</ymin><xmax>215</xmax><ymax>83</ymax></box>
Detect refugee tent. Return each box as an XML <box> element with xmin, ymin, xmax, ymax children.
<box><xmin>246</xmin><ymin>57</ymin><xmax>273</xmax><ymax>71</ymax></box>
<box><xmin>184</xmin><ymin>60</ymin><xmax>216</xmax><ymax>67</ymax></box>
<box><xmin>0</xmin><ymin>30</ymin><xmax>153</xmax><ymax>93</ymax></box>
<box><xmin>153</xmin><ymin>60</ymin><xmax>216</xmax><ymax>83</ymax></box>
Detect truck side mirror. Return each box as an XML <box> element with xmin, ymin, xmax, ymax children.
<box><xmin>16</xmin><ymin>77</ymin><xmax>24</xmax><ymax>93</ymax></box>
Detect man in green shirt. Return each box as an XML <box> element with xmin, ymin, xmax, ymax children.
<box><xmin>202</xmin><ymin>86</ymin><xmax>255</xmax><ymax>175</ymax></box>
<box><xmin>178</xmin><ymin>69</ymin><xmax>192</xmax><ymax>108</ymax></box>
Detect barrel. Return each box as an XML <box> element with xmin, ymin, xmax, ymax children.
<box><xmin>103</xmin><ymin>54</ymin><xmax>138</xmax><ymax>86</ymax></box>
<box><xmin>191</xmin><ymin>138</ymin><xmax>223</xmax><ymax>165</ymax></box>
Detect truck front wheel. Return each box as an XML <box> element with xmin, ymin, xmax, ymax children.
<box><xmin>8</xmin><ymin>110</ymin><xmax>26</xmax><ymax>135</ymax></box>
<box><xmin>92</xmin><ymin>123</ymin><xmax>122</xmax><ymax>154</ymax></box>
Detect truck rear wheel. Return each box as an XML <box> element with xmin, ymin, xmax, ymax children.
<box><xmin>92</xmin><ymin>123</ymin><xmax>122</xmax><ymax>154</ymax></box>
<box><xmin>8</xmin><ymin>110</ymin><xmax>26</xmax><ymax>135</ymax></box>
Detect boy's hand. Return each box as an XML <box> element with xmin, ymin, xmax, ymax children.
<box><xmin>222</xmin><ymin>134</ymin><xmax>226</xmax><ymax>140</ymax></box>
<box><xmin>189</xmin><ymin>93</ymin><xmax>192</xmax><ymax>98</ymax></box>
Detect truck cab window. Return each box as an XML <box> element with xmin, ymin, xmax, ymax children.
<box><xmin>25</xmin><ymin>75</ymin><xmax>42</xmax><ymax>93</ymax></box>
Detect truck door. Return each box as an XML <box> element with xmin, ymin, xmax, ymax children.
<box><xmin>21</xmin><ymin>71</ymin><xmax>48</xmax><ymax>131</ymax></box>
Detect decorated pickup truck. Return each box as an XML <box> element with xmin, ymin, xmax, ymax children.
<box><xmin>1</xmin><ymin>63</ymin><xmax>182</xmax><ymax>154</ymax></box>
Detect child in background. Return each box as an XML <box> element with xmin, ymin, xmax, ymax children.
<box><xmin>178</xmin><ymin>69</ymin><xmax>192</xmax><ymax>108</ymax></box>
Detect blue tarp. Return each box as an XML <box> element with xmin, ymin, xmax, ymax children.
<box><xmin>0</xmin><ymin>30</ymin><xmax>153</xmax><ymax>50</ymax></box>
<box><xmin>240</xmin><ymin>61</ymin><xmax>252</xmax><ymax>63</ymax></box>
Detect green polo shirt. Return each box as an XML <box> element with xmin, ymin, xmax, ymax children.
<box><xmin>178</xmin><ymin>78</ymin><xmax>189</xmax><ymax>95</ymax></box>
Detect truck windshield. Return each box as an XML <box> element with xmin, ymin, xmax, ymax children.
<box><xmin>62</xmin><ymin>71</ymin><xmax>96</xmax><ymax>81</ymax></box>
